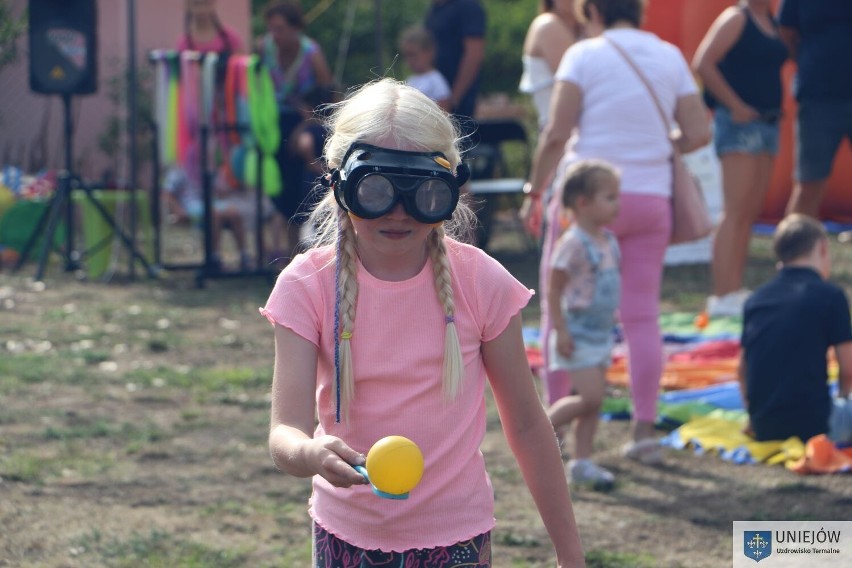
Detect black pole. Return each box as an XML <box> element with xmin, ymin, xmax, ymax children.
<box><xmin>150</xmin><ymin>121</ymin><xmax>161</xmax><ymax>266</ymax></box>
<box><xmin>62</xmin><ymin>92</ymin><xmax>77</xmax><ymax>271</ymax></box>
<box><xmin>127</xmin><ymin>0</ymin><xmax>139</xmax><ymax>278</ymax></box>
<box><xmin>200</xmin><ymin>124</ymin><xmax>214</xmax><ymax>285</ymax></box>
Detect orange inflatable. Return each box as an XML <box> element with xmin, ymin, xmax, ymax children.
<box><xmin>643</xmin><ymin>0</ymin><xmax>852</xmax><ymax>223</ymax></box>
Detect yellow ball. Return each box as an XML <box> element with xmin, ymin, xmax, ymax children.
<box><xmin>365</xmin><ymin>435</ymin><xmax>424</xmax><ymax>496</ymax></box>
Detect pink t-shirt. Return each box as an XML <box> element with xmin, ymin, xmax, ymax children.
<box><xmin>176</xmin><ymin>25</ymin><xmax>243</xmax><ymax>54</ymax></box>
<box><xmin>260</xmin><ymin>239</ymin><xmax>532</xmax><ymax>551</ymax></box>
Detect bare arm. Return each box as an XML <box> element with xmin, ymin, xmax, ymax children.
<box><xmin>521</xmin><ymin>80</ymin><xmax>581</xmax><ymax>236</ymax></box>
<box><xmin>450</xmin><ymin>37</ymin><xmax>485</xmax><ymax>111</ymax></box>
<box><xmin>737</xmin><ymin>351</ymin><xmax>754</xmax><ymax>435</ymax></box>
<box><xmin>268</xmin><ymin>324</ymin><xmax>366</xmax><ymax>486</ymax></box>
<box><xmin>737</xmin><ymin>351</ymin><xmax>749</xmax><ymax>411</ymax></box>
<box><xmin>547</xmin><ymin>267</ymin><xmax>569</xmax><ymax>336</ymax></box>
<box><xmin>673</xmin><ymin>93</ymin><xmax>712</xmax><ymax>153</ymax></box>
<box><xmin>528</xmin><ymin>80</ymin><xmax>581</xmax><ymax>193</ymax></box>
<box><xmin>524</xmin><ymin>14</ymin><xmax>576</xmax><ymax>73</ymax></box>
<box><xmin>482</xmin><ymin>314</ymin><xmax>585</xmax><ymax>567</ymax></box>
<box><xmin>835</xmin><ymin>341</ymin><xmax>852</xmax><ymax>398</ymax></box>
<box><xmin>548</xmin><ymin>267</ymin><xmax>575</xmax><ymax>358</ymax></box>
<box><xmin>778</xmin><ymin>26</ymin><xmax>799</xmax><ymax>59</ymax></box>
<box><xmin>692</xmin><ymin>8</ymin><xmax>758</xmax><ymax>122</ymax></box>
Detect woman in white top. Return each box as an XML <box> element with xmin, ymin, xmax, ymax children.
<box><xmin>523</xmin><ymin>0</ymin><xmax>711</xmax><ymax>464</ymax></box>
<box><xmin>519</xmin><ymin>1</ymin><xmax>579</xmax><ymax>422</ymax></box>
<box><xmin>520</xmin><ymin>0</ymin><xmax>579</xmax><ymax>130</ymax></box>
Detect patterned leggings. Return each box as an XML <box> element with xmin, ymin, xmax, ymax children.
<box><xmin>313</xmin><ymin>523</ymin><xmax>491</xmax><ymax>567</ymax></box>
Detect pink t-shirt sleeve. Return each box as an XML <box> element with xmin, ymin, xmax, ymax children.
<box><xmin>550</xmin><ymin>233</ymin><xmax>584</xmax><ymax>273</ymax></box>
<box><xmin>469</xmin><ymin>248</ymin><xmax>534</xmax><ymax>342</ymax></box>
<box><xmin>259</xmin><ymin>250</ymin><xmax>330</xmax><ymax>346</ymax></box>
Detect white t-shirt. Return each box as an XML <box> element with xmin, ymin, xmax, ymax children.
<box><xmin>519</xmin><ymin>55</ymin><xmax>555</xmax><ymax>129</ymax></box>
<box><xmin>406</xmin><ymin>69</ymin><xmax>452</xmax><ymax>104</ymax></box>
<box><xmin>555</xmin><ymin>29</ymin><xmax>698</xmax><ymax>197</ymax></box>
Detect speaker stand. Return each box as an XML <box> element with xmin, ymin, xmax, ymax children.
<box><xmin>14</xmin><ymin>93</ymin><xmax>159</xmax><ymax>281</ymax></box>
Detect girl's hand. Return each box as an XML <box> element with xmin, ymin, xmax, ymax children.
<box><xmin>521</xmin><ymin>195</ymin><xmax>544</xmax><ymax>239</ymax></box>
<box><xmin>302</xmin><ymin>435</ymin><xmax>368</xmax><ymax>488</ymax></box>
<box><xmin>555</xmin><ymin>329</ymin><xmax>574</xmax><ymax>359</ymax></box>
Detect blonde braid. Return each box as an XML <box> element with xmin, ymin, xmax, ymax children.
<box><xmin>337</xmin><ymin>210</ymin><xmax>359</xmax><ymax>417</ymax></box>
<box><xmin>428</xmin><ymin>227</ymin><xmax>464</xmax><ymax>399</ymax></box>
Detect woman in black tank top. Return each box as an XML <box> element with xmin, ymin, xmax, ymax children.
<box><xmin>693</xmin><ymin>1</ymin><xmax>789</xmax><ymax>318</ymax></box>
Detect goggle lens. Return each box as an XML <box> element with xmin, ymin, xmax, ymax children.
<box><xmin>356</xmin><ymin>174</ymin><xmax>395</xmax><ymax>215</ymax></box>
<box><xmin>414</xmin><ymin>179</ymin><xmax>454</xmax><ymax>218</ymax></box>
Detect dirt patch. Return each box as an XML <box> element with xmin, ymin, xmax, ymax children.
<box><xmin>2</xmin><ymin>229</ymin><xmax>851</xmax><ymax>567</ymax></box>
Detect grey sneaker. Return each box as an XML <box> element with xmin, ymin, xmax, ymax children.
<box><xmin>568</xmin><ymin>459</ymin><xmax>615</xmax><ymax>490</ymax></box>
<box><xmin>621</xmin><ymin>438</ymin><xmax>664</xmax><ymax>465</ymax></box>
<box><xmin>707</xmin><ymin>289</ymin><xmax>750</xmax><ymax>318</ymax></box>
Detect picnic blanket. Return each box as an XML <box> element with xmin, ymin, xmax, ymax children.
<box><xmin>523</xmin><ymin>312</ymin><xmax>743</xmax><ymax>392</ymax></box>
<box><xmin>522</xmin><ymin>314</ymin><xmax>850</xmax><ymax>474</ymax></box>
<box><xmin>657</xmin><ymin>382</ymin><xmax>850</xmax><ymax>474</ymax></box>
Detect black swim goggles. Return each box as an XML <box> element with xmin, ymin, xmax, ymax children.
<box><xmin>324</xmin><ymin>143</ymin><xmax>470</xmax><ymax>224</ymax></box>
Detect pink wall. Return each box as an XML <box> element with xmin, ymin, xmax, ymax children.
<box><xmin>0</xmin><ymin>0</ymin><xmax>250</xmax><ymax>183</ymax></box>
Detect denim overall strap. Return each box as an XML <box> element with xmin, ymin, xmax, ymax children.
<box><xmin>566</xmin><ymin>228</ymin><xmax>620</xmax><ymax>342</ymax></box>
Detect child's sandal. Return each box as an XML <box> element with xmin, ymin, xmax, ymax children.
<box><xmin>621</xmin><ymin>438</ymin><xmax>664</xmax><ymax>465</ymax></box>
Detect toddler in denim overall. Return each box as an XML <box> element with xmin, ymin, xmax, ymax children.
<box><xmin>545</xmin><ymin>159</ymin><xmax>621</xmax><ymax>489</ymax></box>
<box><xmin>549</xmin><ymin>226</ymin><xmax>620</xmax><ymax>373</ymax></box>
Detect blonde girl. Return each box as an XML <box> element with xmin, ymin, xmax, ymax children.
<box><xmin>261</xmin><ymin>79</ymin><xmax>585</xmax><ymax>567</ymax></box>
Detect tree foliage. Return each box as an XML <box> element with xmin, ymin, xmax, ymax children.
<box><xmin>0</xmin><ymin>0</ymin><xmax>27</xmax><ymax>72</ymax></box>
<box><xmin>250</xmin><ymin>0</ymin><xmax>537</xmax><ymax>95</ymax></box>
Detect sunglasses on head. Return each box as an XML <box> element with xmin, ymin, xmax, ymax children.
<box><xmin>324</xmin><ymin>143</ymin><xmax>470</xmax><ymax>224</ymax></box>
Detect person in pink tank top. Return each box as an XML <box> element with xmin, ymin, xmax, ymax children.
<box><xmin>176</xmin><ymin>0</ymin><xmax>243</xmax><ymax>55</ymax></box>
<box><xmin>260</xmin><ymin>79</ymin><xmax>586</xmax><ymax>567</ymax></box>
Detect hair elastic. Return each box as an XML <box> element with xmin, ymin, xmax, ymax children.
<box><xmin>445</xmin><ymin>315</ymin><xmax>455</xmax><ymax>324</ymax></box>
<box><xmin>341</xmin><ymin>331</ymin><xmax>352</xmax><ymax>340</ymax></box>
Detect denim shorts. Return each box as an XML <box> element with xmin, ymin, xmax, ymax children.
<box><xmin>829</xmin><ymin>397</ymin><xmax>852</xmax><ymax>444</ymax></box>
<box><xmin>548</xmin><ymin>331</ymin><xmax>614</xmax><ymax>372</ymax></box>
<box><xmin>795</xmin><ymin>99</ymin><xmax>852</xmax><ymax>182</ymax></box>
<box><xmin>713</xmin><ymin>106</ymin><xmax>780</xmax><ymax>157</ymax></box>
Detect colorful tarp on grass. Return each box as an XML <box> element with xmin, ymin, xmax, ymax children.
<box><xmin>525</xmin><ymin>312</ymin><xmax>850</xmax><ymax>474</ymax></box>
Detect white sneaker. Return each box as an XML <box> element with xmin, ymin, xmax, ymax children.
<box><xmin>707</xmin><ymin>289</ymin><xmax>750</xmax><ymax>318</ymax></box>
<box><xmin>568</xmin><ymin>459</ymin><xmax>615</xmax><ymax>489</ymax></box>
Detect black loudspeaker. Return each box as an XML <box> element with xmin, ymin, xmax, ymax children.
<box><xmin>29</xmin><ymin>0</ymin><xmax>98</xmax><ymax>95</ymax></box>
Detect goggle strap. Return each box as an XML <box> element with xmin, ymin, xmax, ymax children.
<box><xmin>455</xmin><ymin>163</ymin><xmax>471</xmax><ymax>186</ymax></box>
<box><xmin>320</xmin><ymin>171</ymin><xmax>336</xmax><ymax>188</ymax></box>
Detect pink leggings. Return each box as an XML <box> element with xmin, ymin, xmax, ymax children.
<box><xmin>542</xmin><ymin>193</ymin><xmax>670</xmax><ymax>423</ymax></box>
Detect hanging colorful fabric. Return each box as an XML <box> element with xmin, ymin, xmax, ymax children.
<box><xmin>179</xmin><ymin>51</ymin><xmax>202</xmax><ymax>189</ymax></box>
<box><xmin>222</xmin><ymin>55</ymin><xmax>249</xmax><ymax>188</ymax></box>
<box><xmin>246</xmin><ymin>55</ymin><xmax>282</xmax><ymax>197</ymax></box>
<box><xmin>150</xmin><ymin>50</ymin><xmax>173</xmax><ymax>167</ymax></box>
<box><xmin>166</xmin><ymin>53</ymin><xmax>180</xmax><ymax>166</ymax></box>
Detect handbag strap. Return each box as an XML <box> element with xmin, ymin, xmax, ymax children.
<box><xmin>604</xmin><ymin>36</ymin><xmax>676</xmax><ymax>147</ymax></box>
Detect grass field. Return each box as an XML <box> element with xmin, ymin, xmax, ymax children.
<box><xmin>1</xmin><ymin>220</ymin><xmax>851</xmax><ymax>567</ymax></box>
